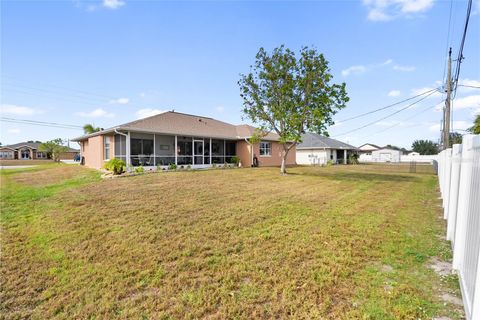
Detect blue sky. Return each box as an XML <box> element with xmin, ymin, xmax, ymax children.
<box><xmin>1</xmin><ymin>0</ymin><xmax>479</xmax><ymax>148</ymax></box>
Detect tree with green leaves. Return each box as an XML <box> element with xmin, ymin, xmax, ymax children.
<box><xmin>411</xmin><ymin>140</ymin><xmax>438</xmax><ymax>155</ymax></box>
<box><xmin>83</xmin><ymin>124</ymin><xmax>101</xmax><ymax>134</ymax></box>
<box><xmin>39</xmin><ymin>138</ymin><xmax>69</xmax><ymax>162</ymax></box>
<box><xmin>238</xmin><ymin>46</ymin><xmax>349</xmax><ymax>174</ymax></box>
<box><xmin>449</xmin><ymin>132</ymin><xmax>463</xmax><ymax>147</ymax></box>
<box><xmin>468</xmin><ymin>115</ymin><xmax>480</xmax><ymax>134</ymax></box>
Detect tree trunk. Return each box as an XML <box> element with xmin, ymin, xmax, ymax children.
<box><xmin>280</xmin><ymin>156</ymin><xmax>286</xmax><ymax>175</ymax></box>
<box><xmin>280</xmin><ymin>147</ymin><xmax>289</xmax><ymax>175</ymax></box>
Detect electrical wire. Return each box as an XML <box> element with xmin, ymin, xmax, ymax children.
<box><xmin>358</xmin><ymin>100</ymin><xmax>444</xmax><ymax>140</ymax></box>
<box><xmin>452</xmin><ymin>0</ymin><xmax>473</xmax><ymax>99</ymax></box>
<box><xmin>333</xmin><ymin>90</ymin><xmax>438</xmax><ymax>138</ymax></box>
<box><xmin>337</xmin><ymin>88</ymin><xmax>440</xmax><ymax>123</ymax></box>
<box><xmin>0</xmin><ymin>117</ymin><xmax>83</xmax><ymax>130</ymax></box>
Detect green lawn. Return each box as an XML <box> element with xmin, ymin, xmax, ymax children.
<box><xmin>0</xmin><ymin>164</ymin><xmax>463</xmax><ymax>319</ymax></box>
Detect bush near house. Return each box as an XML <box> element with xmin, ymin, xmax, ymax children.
<box><xmin>103</xmin><ymin>158</ymin><xmax>126</xmax><ymax>175</ymax></box>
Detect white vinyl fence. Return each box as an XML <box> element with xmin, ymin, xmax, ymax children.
<box><xmin>438</xmin><ymin>134</ymin><xmax>480</xmax><ymax>320</ymax></box>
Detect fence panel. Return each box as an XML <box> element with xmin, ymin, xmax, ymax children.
<box><xmin>438</xmin><ymin>134</ymin><xmax>480</xmax><ymax>320</ymax></box>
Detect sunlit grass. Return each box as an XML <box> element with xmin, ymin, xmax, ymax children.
<box><xmin>0</xmin><ymin>165</ymin><xmax>463</xmax><ymax>319</ymax></box>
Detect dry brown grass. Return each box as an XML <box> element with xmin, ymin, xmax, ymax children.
<box><xmin>0</xmin><ymin>159</ymin><xmax>53</xmax><ymax>166</ymax></box>
<box><xmin>0</xmin><ymin>165</ymin><xmax>463</xmax><ymax>319</ymax></box>
<box><xmin>11</xmin><ymin>165</ymin><xmax>88</xmax><ymax>186</ymax></box>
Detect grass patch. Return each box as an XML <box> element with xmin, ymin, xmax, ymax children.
<box><xmin>0</xmin><ymin>165</ymin><xmax>462</xmax><ymax>319</ymax></box>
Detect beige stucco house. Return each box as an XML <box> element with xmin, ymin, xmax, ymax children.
<box><xmin>71</xmin><ymin>111</ymin><xmax>296</xmax><ymax>170</ymax></box>
<box><xmin>0</xmin><ymin>141</ymin><xmax>79</xmax><ymax>160</ymax></box>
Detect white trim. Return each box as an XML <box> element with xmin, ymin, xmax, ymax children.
<box><xmin>174</xmin><ymin>135</ymin><xmax>178</xmax><ymax>165</ymax></box>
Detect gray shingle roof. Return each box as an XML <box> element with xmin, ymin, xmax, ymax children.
<box><xmin>297</xmin><ymin>133</ymin><xmax>357</xmax><ymax>150</ymax></box>
<box><xmin>72</xmin><ymin>111</ymin><xmax>282</xmax><ymax>141</ymax></box>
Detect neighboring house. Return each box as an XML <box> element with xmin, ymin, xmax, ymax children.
<box><xmin>371</xmin><ymin>148</ymin><xmax>401</xmax><ymax>163</ymax></box>
<box><xmin>0</xmin><ymin>142</ymin><xmax>79</xmax><ymax>160</ymax></box>
<box><xmin>71</xmin><ymin>111</ymin><xmax>296</xmax><ymax>170</ymax></box>
<box><xmin>296</xmin><ymin>133</ymin><xmax>357</xmax><ymax>165</ymax></box>
<box><xmin>357</xmin><ymin>143</ymin><xmax>381</xmax><ymax>155</ymax></box>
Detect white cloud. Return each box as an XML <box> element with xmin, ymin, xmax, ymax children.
<box><xmin>341</xmin><ymin>65</ymin><xmax>367</xmax><ymax>77</ymax></box>
<box><xmin>453</xmin><ymin>95</ymin><xmax>480</xmax><ymax>110</ymax></box>
<box><xmin>0</xmin><ymin>104</ymin><xmax>43</xmax><ymax>116</ymax></box>
<box><xmin>109</xmin><ymin>97</ymin><xmax>129</xmax><ymax>105</ymax></box>
<box><xmin>216</xmin><ymin>106</ymin><xmax>225</xmax><ymax>113</ymax></box>
<box><xmin>458</xmin><ymin>79</ymin><xmax>480</xmax><ymax>91</ymax></box>
<box><xmin>388</xmin><ymin>90</ymin><xmax>401</xmax><ymax>97</ymax></box>
<box><xmin>411</xmin><ymin>86</ymin><xmax>443</xmax><ymax>98</ymax></box>
<box><xmin>139</xmin><ymin>92</ymin><xmax>146</xmax><ymax>98</ymax></box>
<box><xmin>103</xmin><ymin>0</ymin><xmax>125</xmax><ymax>9</ymax></box>
<box><xmin>393</xmin><ymin>65</ymin><xmax>416</xmax><ymax>72</ymax></box>
<box><xmin>429</xmin><ymin>121</ymin><xmax>472</xmax><ymax>132</ymax></box>
<box><xmin>363</xmin><ymin>0</ymin><xmax>435</xmax><ymax>21</ymax></box>
<box><xmin>75</xmin><ymin>108</ymin><xmax>114</xmax><ymax>118</ymax></box>
<box><xmin>7</xmin><ymin>128</ymin><xmax>21</xmax><ymax>134</ymax></box>
<box><xmin>135</xmin><ymin>108</ymin><xmax>166</xmax><ymax>119</ymax></box>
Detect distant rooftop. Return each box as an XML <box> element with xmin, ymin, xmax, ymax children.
<box><xmin>297</xmin><ymin>133</ymin><xmax>357</xmax><ymax>150</ymax></box>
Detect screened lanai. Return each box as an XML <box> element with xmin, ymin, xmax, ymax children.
<box><xmin>114</xmin><ymin>132</ymin><xmax>237</xmax><ymax>167</ymax></box>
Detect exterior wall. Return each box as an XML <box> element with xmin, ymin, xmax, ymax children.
<box><xmin>297</xmin><ymin>149</ymin><xmax>328</xmax><ymax>165</ymax></box>
<box><xmin>58</xmin><ymin>151</ymin><xmax>79</xmax><ymax>160</ymax></box>
<box><xmin>236</xmin><ymin>140</ymin><xmax>296</xmax><ymax>167</ymax></box>
<box><xmin>82</xmin><ymin>135</ymin><xmax>105</xmax><ymax>169</ymax></box>
<box><xmin>0</xmin><ymin>149</ymin><xmax>15</xmax><ymax>159</ymax></box>
<box><xmin>81</xmin><ymin>134</ymin><xmax>115</xmax><ymax>169</ymax></box>
<box><xmin>371</xmin><ymin>149</ymin><xmax>401</xmax><ymax>162</ymax></box>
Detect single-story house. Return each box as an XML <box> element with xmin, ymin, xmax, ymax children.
<box><xmin>371</xmin><ymin>148</ymin><xmax>401</xmax><ymax>162</ymax></box>
<box><xmin>296</xmin><ymin>133</ymin><xmax>357</xmax><ymax>165</ymax></box>
<box><xmin>0</xmin><ymin>142</ymin><xmax>79</xmax><ymax>160</ymax></box>
<box><xmin>71</xmin><ymin>111</ymin><xmax>296</xmax><ymax>170</ymax></box>
<box><xmin>357</xmin><ymin>143</ymin><xmax>381</xmax><ymax>155</ymax></box>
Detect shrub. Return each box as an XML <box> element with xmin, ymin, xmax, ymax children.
<box><xmin>135</xmin><ymin>166</ymin><xmax>145</xmax><ymax>173</ymax></box>
<box><xmin>231</xmin><ymin>156</ymin><xmax>240</xmax><ymax>166</ymax></box>
<box><xmin>168</xmin><ymin>163</ymin><xmax>177</xmax><ymax>170</ymax></box>
<box><xmin>103</xmin><ymin>158</ymin><xmax>126</xmax><ymax>175</ymax></box>
<box><xmin>326</xmin><ymin>160</ymin><xmax>334</xmax><ymax>166</ymax></box>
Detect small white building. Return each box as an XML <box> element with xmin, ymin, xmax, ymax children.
<box><xmin>357</xmin><ymin>143</ymin><xmax>381</xmax><ymax>155</ymax></box>
<box><xmin>296</xmin><ymin>133</ymin><xmax>357</xmax><ymax>165</ymax></box>
<box><xmin>371</xmin><ymin>148</ymin><xmax>401</xmax><ymax>162</ymax></box>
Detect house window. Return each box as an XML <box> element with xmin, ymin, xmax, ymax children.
<box><xmin>104</xmin><ymin>136</ymin><xmax>111</xmax><ymax>160</ymax></box>
<box><xmin>259</xmin><ymin>141</ymin><xmax>271</xmax><ymax>156</ymax></box>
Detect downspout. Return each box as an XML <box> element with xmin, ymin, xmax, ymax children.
<box><xmin>244</xmin><ymin>138</ymin><xmax>253</xmax><ymax>166</ymax></box>
<box><xmin>114</xmin><ymin>128</ymin><xmax>129</xmax><ymax>167</ymax></box>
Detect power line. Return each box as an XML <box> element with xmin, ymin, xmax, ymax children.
<box><xmin>337</xmin><ymin>88</ymin><xmax>440</xmax><ymax>123</ymax></box>
<box><xmin>452</xmin><ymin>0</ymin><xmax>473</xmax><ymax>99</ymax></box>
<box><xmin>333</xmin><ymin>90</ymin><xmax>438</xmax><ymax>138</ymax></box>
<box><xmin>458</xmin><ymin>84</ymin><xmax>480</xmax><ymax>89</ymax></box>
<box><xmin>0</xmin><ymin>117</ymin><xmax>84</xmax><ymax>130</ymax></box>
<box><xmin>358</xmin><ymin>100</ymin><xmax>444</xmax><ymax>140</ymax></box>
<box><xmin>442</xmin><ymin>0</ymin><xmax>454</xmax><ymax>85</ymax></box>
<box><xmin>1</xmin><ymin>75</ymin><xmax>120</xmax><ymax>101</ymax></box>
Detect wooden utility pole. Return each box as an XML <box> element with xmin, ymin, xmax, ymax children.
<box><xmin>444</xmin><ymin>48</ymin><xmax>452</xmax><ymax>150</ymax></box>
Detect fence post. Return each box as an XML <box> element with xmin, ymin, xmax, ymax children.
<box><xmin>452</xmin><ymin>135</ymin><xmax>475</xmax><ymax>270</ymax></box>
<box><xmin>443</xmin><ymin>148</ymin><xmax>452</xmax><ymax>219</ymax></box>
<box><xmin>446</xmin><ymin>144</ymin><xmax>462</xmax><ymax>242</ymax></box>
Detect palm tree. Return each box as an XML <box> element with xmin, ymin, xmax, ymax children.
<box><xmin>468</xmin><ymin>115</ymin><xmax>480</xmax><ymax>134</ymax></box>
<box><xmin>83</xmin><ymin>124</ymin><xmax>101</xmax><ymax>134</ymax></box>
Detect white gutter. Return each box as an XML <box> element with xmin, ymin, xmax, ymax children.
<box><xmin>244</xmin><ymin>138</ymin><xmax>254</xmax><ymax>166</ymax></box>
